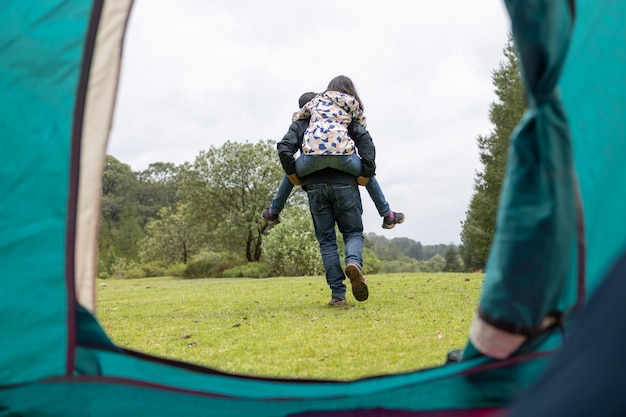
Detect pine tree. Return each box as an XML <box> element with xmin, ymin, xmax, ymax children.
<box><xmin>460</xmin><ymin>34</ymin><xmax>525</xmax><ymax>271</ymax></box>
<box><xmin>443</xmin><ymin>245</ymin><xmax>463</xmax><ymax>272</ymax></box>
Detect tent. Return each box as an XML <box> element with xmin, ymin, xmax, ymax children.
<box><xmin>1</xmin><ymin>0</ymin><xmax>624</xmax><ymax>415</ymax></box>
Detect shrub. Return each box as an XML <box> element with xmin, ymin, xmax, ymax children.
<box><xmin>380</xmin><ymin>259</ymin><xmax>421</xmax><ymax>274</ymax></box>
<box><xmin>215</xmin><ymin>262</ymin><xmax>235</xmax><ymax>278</ymax></box>
<box><xmin>141</xmin><ymin>260</ymin><xmax>168</xmax><ymax>277</ymax></box>
<box><xmin>167</xmin><ymin>263</ymin><xmax>186</xmax><ymax>277</ymax></box>
<box><xmin>426</xmin><ymin>254</ymin><xmax>446</xmax><ymax>272</ymax></box>
<box><xmin>110</xmin><ymin>257</ymin><xmax>141</xmax><ymax>279</ymax></box>
<box><xmin>222</xmin><ymin>265</ymin><xmax>244</xmax><ymax>278</ymax></box>
<box><xmin>182</xmin><ymin>251</ymin><xmax>247</xmax><ymax>278</ymax></box>
<box><xmin>183</xmin><ymin>260</ymin><xmax>217</xmax><ymax>278</ymax></box>
<box><xmin>362</xmin><ymin>247</ymin><xmax>383</xmax><ymax>274</ymax></box>
<box><xmin>262</xmin><ymin>206</ymin><xmax>324</xmax><ymax>276</ymax></box>
<box><xmin>190</xmin><ymin>250</ymin><xmax>244</xmax><ymax>265</ymax></box>
<box><xmin>222</xmin><ymin>262</ymin><xmax>272</xmax><ymax>278</ymax></box>
<box><xmin>125</xmin><ymin>267</ymin><xmax>146</xmax><ymax>279</ymax></box>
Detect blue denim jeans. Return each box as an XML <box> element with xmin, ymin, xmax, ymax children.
<box><xmin>270</xmin><ymin>154</ymin><xmax>391</xmax><ymax>217</ymax></box>
<box><xmin>305</xmin><ymin>183</ymin><xmax>364</xmax><ymax>298</ymax></box>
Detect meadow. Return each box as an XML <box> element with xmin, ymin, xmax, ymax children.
<box><xmin>96</xmin><ymin>272</ymin><xmax>483</xmax><ymax>380</ymax></box>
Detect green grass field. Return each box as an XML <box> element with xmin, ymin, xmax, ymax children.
<box><xmin>96</xmin><ymin>272</ymin><xmax>483</xmax><ymax>380</ymax></box>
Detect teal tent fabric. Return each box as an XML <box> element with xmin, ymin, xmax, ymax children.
<box><xmin>506</xmin><ymin>252</ymin><xmax>626</xmax><ymax>416</ymax></box>
<box><xmin>471</xmin><ymin>0</ymin><xmax>580</xmax><ymax>350</ymax></box>
<box><xmin>0</xmin><ymin>334</ymin><xmax>559</xmax><ymax>416</ymax></box>
<box><xmin>0</xmin><ymin>0</ymin><xmax>96</xmax><ymax>385</ymax></box>
<box><xmin>1</xmin><ymin>0</ymin><xmax>626</xmax><ymax>416</ymax></box>
<box><xmin>560</xmin><ymin>0</ymin><xmax>626</xmax><ymax>294</ymax></box>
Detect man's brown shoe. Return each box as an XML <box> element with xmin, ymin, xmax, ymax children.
<box><xmin>345</xmin><ymin>263</ymin><xmax>368</xmax><ymax>301</ymax></box>
<box><xmin>328</xmin><ymin>297</ymin><xmax>347</xmax><ymax>307</ymax></box>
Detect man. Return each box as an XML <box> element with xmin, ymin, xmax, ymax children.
<box><xmin>274</xmin><ymin>93</ymin><xmax>376</xmax><ymax>307</ymax></box>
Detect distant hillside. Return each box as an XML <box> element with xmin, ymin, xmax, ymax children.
<box><xmin>365</xmin><ymin>233</ymin><xmax>454</xmax><ymax>261</ymax></box>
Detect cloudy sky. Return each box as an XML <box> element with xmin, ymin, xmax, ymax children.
<box><xmin>108</xmin><ymin>1</ymin><xmax>512</xmax><ymax>245</ymax></box>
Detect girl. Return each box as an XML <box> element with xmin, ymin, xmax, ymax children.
<box><xmin>263</xmin><ymin>75</ymin><xmax>404</xmax><ymax>229</ymax></box>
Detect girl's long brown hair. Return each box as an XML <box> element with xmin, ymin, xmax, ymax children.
<box><xmin>325</xmin><ymin>75</ymin><xmax>364</xmax><ymax>110</ymax></box>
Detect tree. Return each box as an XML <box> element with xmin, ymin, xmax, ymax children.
<box><xmin>139</xmin><ymin>203</ymin><xmax>201</xmax><ymax>265</ymax></box>
<box><xmin>443</xmin><ymin>245</ymin><xmax>463</xmax><ymax>272</ymax></box>
<box><xmin>100</xmin><ymin>156</ymin><xmax>142</xmax><ymax>272</ymax></box>
<box><xmin>101</xmin><ymin>155</ymin><xmax>137</xmax><ymax>223</ymax></box>
<box><xmin>180</xmin><ymin>140</ymin><xmax>302</xmax><ymax>262</ymax></box>
<box><xmin>391</xmin><ymin>237</ymin><xmax>425</xmax><ymax>260</ymax></box>
<box><xmin>460</xmin><ymin>34</ymin><xmax>525</xmax><ymax>271</ymax></box>
<box><xmin>99</xmin><ymin>156</ymin><xmax>183</xmax><ymax>274</ymax></box>
<box><xmin>135</xmin><ymin>162</ymin><xmax>180</xmax><ymax>227</ymax></box>
<box><xmin>113</xmin><ymin>202</ymin><xmax>143</xmax><ymax>260</ymax></box>
<box><xmin>422</xmin><ymin>254</ymin><xmax>446</xmax><ymax>273</ymax></box>
<box><xmin>261</xmin><ymin>206</ymin><xmax>323</xmax><ymax>276</ymax></box>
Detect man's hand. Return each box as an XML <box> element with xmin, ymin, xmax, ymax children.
<box><xmin>357</xmin><ymin>176</ymin><xmax>370</xmax><ymax>186</ymax></box>
<box><xmin>288</xmin><ymin>173</ymin><xmax>302</xmax><ymax>186</ymax></box>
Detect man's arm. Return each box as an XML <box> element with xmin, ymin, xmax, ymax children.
<box><xmin>277</xmin><ymin>119</ymin><xmax>308</xmax><ymax>176</ymax></box>
<box><xmin>348</xmin><ymin>122</ymin><xmax>376</xmax><ymax>178</ymax></box>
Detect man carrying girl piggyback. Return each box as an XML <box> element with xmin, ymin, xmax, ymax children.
<box><xmin>263</xmin><ymin>75</ymin><xmax>404</xmax><ymax>229</ymax></box>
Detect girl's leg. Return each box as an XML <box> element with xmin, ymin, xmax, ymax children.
<box><xmin>296</xmin><ymin>154</ymin><xmax>396</xmax><ymax>220</ymax></box>
<box><xmin>334</xmin><ymin>153</ymin><xmax>362</xmax><ymax>176</ymax></box>
<box><xmin>296</xmin><ymin>154</ymin><xmax>331</xmax><ymax>177</ymax></box>
<box><xmin>295</xmin><ymin>154</ymin><xmax>404</xmax><ymax>227</ymax></box>
<box><xmin>365</xmin><ymin>176</ymin><xmax>391</xmax><ymax>217</ymax></box>
<box><xmin>296</xmin><ymin>153</ymin><xmax>362</xmax><ymax>177</ymax></box>
<box><xmin>269</xmin><ymin>174</ymin><xmax>294</xmax><ymax>214</ymax></box>
<box><xmin>366</xmin><ymin>176</ymin><xmax>405</xmax><ymax>229</ymax></box>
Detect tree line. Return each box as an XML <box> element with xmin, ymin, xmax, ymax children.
<box><xmin>99</xmin><ymin>147</ymin><xmax>463</xmax><ymax>278</ymax></box>
<box><xmin>99</xmin><ymin>34</ymin><xmax>523</xmax><ymax>278</ymax></box>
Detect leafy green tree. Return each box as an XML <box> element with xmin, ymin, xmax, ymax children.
<box><xmin>364</xmin><ymin>234</ymin><xmax>403</xmax><ymax>261</ymax></box>
<box><xmin>261</xmin><ymin>206</ymin><xmax>323</xmax><ymax>276</ymax></box>
<box><xmin>375</xmin><ymin>242</ymin><xmax>404</xmax><ymax>261</ymax></box>
<box><xmin>101</xmin><ymin>156</ymin><xmax>138</xmax><ymax>222</ymax></box>
<box><xmin>135</xmin><ymin>162</ymin><xmax>180</xmax><ymax>227</ymax></box>
<box><xmin>460</xmin><ymin>34</ymin><xmax>525</xmax><ymax>270</ymax></box>
<box><xmin>365</xmin><ymin>233</ymin><xmax>450</xmax><ymax>268</ymax></box>
<box><xmin>391</xmin><ymin>237</ymin><xmax>426</xmax><ymax>260</ymax></box>
<box><xmin>379</xmin><ymin>256</ymin><xmax>421</xmax><ymax>274</ymax></box>
<box><xmin>99</xmin><ymin>156</ymin><xmax>182</xmax><ymax>274</ymax></box>
<box><xmin>180</xmin><ymin>140</ymin><xmax>300</xmax><ymax>261</ymax></box>
<box><xmin>113</xmin><ymin>202</ymin><xmax>143</xmax><ymax>260</ymax></box>
<box><xmin>139</xmin><ymin>203</ymin><xmax>201</xmax><ymax>264</ymax></box>
<box><xmin>100</xmin><ymin>156</ymin><xmax>141</xmax><ymax>272</ymax></box>
<box><xmin>425</xmin><ymin>254</ymin><xmax>446</xmax><ymax>273</ymax></box>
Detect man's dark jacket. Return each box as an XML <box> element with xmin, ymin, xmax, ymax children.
<box><xmin>276</xmin><ymin>119</ymin><xmax>377</xmax><ymax>188</ymax></box>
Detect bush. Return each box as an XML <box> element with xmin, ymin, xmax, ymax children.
<box><xmin>380</xmin><ymin>258</ymin><xmax>421</xmax><ymax>274</ymax></box>
<box><xmin>167</xmin><ymin>263</ymin><xmax>187</xmax><ymax>277</ymax></box>
<box><xmin>182</xmin><ymin>251</ymin><xmax>247</xmax><ymax>278</ymax></box>
<box><xmin>110</xmin><ymin>257</ymin><xmax>141</xmax><ymax>279</ymax></box>
<box><xmin>141</xmin><ymin>260</ymin><xmax>168</xmax><ymax>277</ymax></box>
<box><xmin>125</xmin><ymin>267</ymin><xmax>146</xmax><ymax>279</ymax></box>
<box><xmin>183</xmin><ymin>260</ymin><xmax>217</xmax><ymax>278</ymax></box>
<box><xmin>362</xmin><ymin>247</ymin><xmax>383</xmax><ymax>274</ymax></box>
<box><xmin>221</xmin><ymin>265</ymin><xmax>244</xmax><ymax>278</ymax></box>
<box><xmin>215</xmin><ymin>262</ymin><xmax>236</xmax><ymax>278</ymax></box>
<box><xmin>415</xmin><ymin>254</ymin><xmax>446</xmax><ymax>273</ymax></box>
<box><xmin>190</xmin><ymin>250</ymin><xmax>244</xmax><ymax>265</ymax></box>
<box><xmin>106</xmin><ymin>259</ymin><xmax>170</xmax><ymax>279</ymax></box>
<box><xmin>222</xmin><ymin>262</ymin><xmax>272</xmax><ymax>278</ymax></box>
<box><xmin>262</xmin><ymin>206</ymin><xmax>324</xmax><ymax>276</ymax></box>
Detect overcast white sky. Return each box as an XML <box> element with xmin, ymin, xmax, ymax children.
<box><xmin>108</xmin><ymin>0</ymin><xmax>511</xmax><ymax>245</ymax></box>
